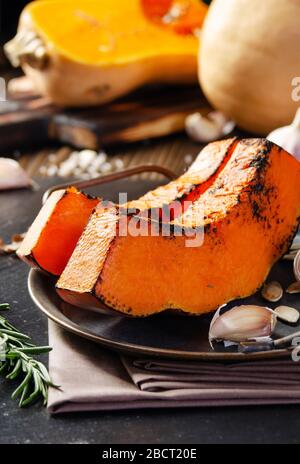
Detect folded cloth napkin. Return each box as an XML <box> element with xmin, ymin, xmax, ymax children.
<box><xmin>47</xmin><ymin>321</ymin><xmax>300</xmax><ymax>414</ymax></box>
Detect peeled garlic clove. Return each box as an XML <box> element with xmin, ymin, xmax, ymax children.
<box><xmin>209</xmin><ymin>305</ymin><xmax>276</xmax><ymax>344</ymax></box>
<box><xmin>294</xmin><ymin>250</ymin><xmax>300</xmax><ymax>281</ymax></box>
<box><xmin>267</xmin><ymin>108</ymin><xmax>300</xmax><ymax>161</ymax></box>
<box><xmin>185</xmin><ymin>111</ymin><xmax>235</xmax><ymax>143</ymax></box>
<box><xmin>274</xmin><ymin>306</ymin><xmax>299</xmax><ymax>324</ymax></box>
<box><xmin>286</xmin><ymin>281</ymin><xmax>300</xmax><ymax>294</ymax></box>
<box><xmin>261</xmin><ymin>281</ymin><xmax>283</xmax><ymax>302</ymax></box>
<box><xmin>0</xmin><ymin>158</ymin><xmax>31</xmax><ymax>191</ymax></box>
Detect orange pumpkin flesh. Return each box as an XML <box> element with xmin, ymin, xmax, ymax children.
<box><xmin>17</xmin><ymin>187</ymin><xmax>99</xmax><ymax>276</ymax></box>
<box><xmin>57</xmin><ymin>139</ymin><xmax>300</xmax><ymax>316</ymax></box>
<box><xmin>141</xmin><ymin>0</ymin><xmax>208</xmax><ymax>35</ymax></box>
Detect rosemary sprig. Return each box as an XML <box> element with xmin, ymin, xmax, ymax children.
<box><xmin>0</xmin><ymin>304</ymin><xmax>57</xmax><ymax>407</ymax></box>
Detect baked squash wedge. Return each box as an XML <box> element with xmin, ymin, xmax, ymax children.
<box><xmin>5</xmin><ymin>0</ymin><xmax>207</xmax><ymax>106</ymax></box>
<box><xmin>56</xmin><ymin>139</ymin><xmax>300</xmax><ymax>316</ymax></box>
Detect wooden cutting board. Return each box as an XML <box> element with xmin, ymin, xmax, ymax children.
<box><xmin>0</xmin><ymin>84</ymin><xmax>209</xmax><ymax>153</ymax></box>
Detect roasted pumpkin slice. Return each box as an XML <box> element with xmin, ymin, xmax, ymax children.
<box><xmin>5</xmin><ymin>0</ymin><xmax>207</xmax><ymax>106</ymax></box>
<box><xmin>57</xmin><ymin>139</ymin><xmax>300</xmax><ymax>316</ymax></box>
<box><xmin>18</xmin><ymin>138</ymin><xmax>236</xmax><ymax>277</ymax></box>
<box><xmin>17</xmin><ymin>187</ymin><xmax>99</xmax><ymax>276</ymax></box>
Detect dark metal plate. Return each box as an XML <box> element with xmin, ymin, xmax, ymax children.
<box><xmin>28</xmin><ymin>257</ymin><xmax>300</xmax><ymax>360</ymax></box>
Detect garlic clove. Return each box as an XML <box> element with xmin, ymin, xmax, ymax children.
<box><xmin>267</xmin><ymin>108</ymin><xmax>300</xmax><ymax>161</ymax></box>
<box><xmin>209</xmin><ymin>305</ymin><xmax>277</xmax><ymax>344</ymax></box>
<box><xmin>261</xmin><ymin>281</ymin><xmax>283</xmax><ymax>302</ymax></box>
<box><xmin>286</xmin><ymin>281</ymin><xmax>300</xmax><ymax>294</ymax></box>
<box><xmin>185</xmin><ymin>111</ymin><xmax>235</xmax><ymax>143</ymax></box>
<box><xmin>294</xmin><ymin>250</ymin><xmax>300</xmax><ymax>281</ymax></box>
<box><xmin>274</xmin><ymin>306</ymin><xmax>300</xmax><ymax>324</ymax></box>
<box><xmin>0</xmin><ymin>158</ymin><xmax>31</xmax><ymax>191</ymax></box>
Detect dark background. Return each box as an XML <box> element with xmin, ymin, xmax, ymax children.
<box><xmin>0</xmin><ymin>0</ymin><xmax>29</xmax><ymax>44</ymax></box>
<box><xmin>0</xmin><ymin>0</ymin><xmax>213</xmax><ymax>45</ymax></box>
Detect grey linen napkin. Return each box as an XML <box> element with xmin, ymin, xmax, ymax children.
<box><xmin>47</xmin><ymin>321</ymin><xmax>300</xmax><ymax>414</ymax></box>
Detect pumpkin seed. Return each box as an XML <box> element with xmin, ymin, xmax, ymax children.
<box><xmin>261</xmin><ymin>281</ymin><xmax>283</xmax><ymax>302</ymax></box>
<box><xmin>286</xmin><ymin>281</ymin><xmax>300</xmax><ymax>294</ymax></box>
<box><xmin>274</xmin><ymin>305</ymin><xmax>300</xmax><ymax>324</ymax></box>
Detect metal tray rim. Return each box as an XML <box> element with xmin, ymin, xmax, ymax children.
<box><xmin>28</xmin><ymin>269</ymin><xmax>291</xmax><ymax>362</ymax></box>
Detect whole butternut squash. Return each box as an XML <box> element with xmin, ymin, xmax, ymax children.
<box><xmin>5</xmin><ymin>0</ymin><xmax>207</xmax><ymax>106</ymax></box>
<box><xmin>199</xmin><ymin>0</ymin><xmax>300</xmax><ymax>134</ymax></box>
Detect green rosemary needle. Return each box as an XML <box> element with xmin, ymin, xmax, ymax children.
<box><xmin>0</xmin><ymin>303</ymin><xmax>10</xmax><ymax>311</ymax></box>
<box><xmin>0</xmin><ymin>305</ymin><xmax>57</xmax><ymax>407</ymax></box>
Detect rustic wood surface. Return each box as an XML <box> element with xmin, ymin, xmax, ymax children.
<box><xmin>0</xmin><ymin>78</ymin><xmax>209</xmax><ymax>154</ymax></box>
<box><xmin>0</xmin><ymin>73</ymin><xmax>206</xmax><ymax>180</ymax></box>
<box><xmin>16</xmin><ymin>134</ymin><xmax>202</xmax><ymax>180</ymax></box>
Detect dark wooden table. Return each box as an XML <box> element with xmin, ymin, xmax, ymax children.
<box><xmin>1</xmin><ymin>135</ymin><xmax>300</xmax><ymax>445</ymax></box>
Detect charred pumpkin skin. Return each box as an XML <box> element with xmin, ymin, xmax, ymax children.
<box><xmin>57</xmin><ymin>139</ymin><xmax>300</xmax><ymax>317</ymax></box>
<box><xmin>17</xmin><ymin>187</ymin><xmax>99</xmax><ymax>276</ymax></box>
<box><xmin>7</xmin><ymin>0</ymin><xmax>206</xmax><ymax>106</ymax></box>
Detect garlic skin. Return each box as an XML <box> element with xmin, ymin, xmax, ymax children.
<box><xmin>267</xmin><ymin>108</ymin><xmax>300</xmax><ymax>161</ymax></box>
<box><xmin>286</xmin><ymin>281</ymin><xmax>300</xmax><ymax>294</ymax></box>
<box><xmin>294</xmin><ymin>250</ymin><xmax>300</xmax><ymax>281</ymax></box>
<box><xmin>0</xmin><ymin>158</ymin><xmax>31</xmax><ymax>191</ymax></box>
<box><xmin>209</xmin><ymin>305</ymin><xmax>277</xmax><ymax>345</ymax></box>
<box><xmin>185</xmin><ymin>111</ymin><xmax>235</xmax><ymax>143</ymax></box>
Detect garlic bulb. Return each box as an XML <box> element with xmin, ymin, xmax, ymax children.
<box><xmin>0</xmin><ymin>158</ymin><xmax>31</xmax><ymax>191</ymax></box>
<box><xmin>185</xmin><ymin>111</ymin><xmax>235</xmax><ymax>143</ymax></box>
<box><xmin>209</xmin><ymin>305</ymin><xmax>277</xmax><ymax>345</ymax></box>
<box><xmin>267</xmin><ymin>108</ymin><xmax>300</xmax><ymax>160</ymax></box>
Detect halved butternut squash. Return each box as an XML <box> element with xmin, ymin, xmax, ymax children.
<box><xmin>17</xmin><ymin>187</ymin><xmax>99</xmax><ymax>275</ymax></box>
<box><xmin>56</xmin><ymin>139</ymin><xmax>300</xmax><ymax>316</ymax></box>
<box><xmin>5</xmin><ymin>0</ymin><xmax>207</xmax><ymax>106</ymax></box>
